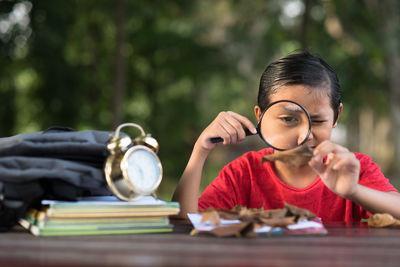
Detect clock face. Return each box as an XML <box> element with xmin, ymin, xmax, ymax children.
<box><xmin>122</xmin><ymin>146</ymin><xmax>162</xmax><ymax>193</ymax></box>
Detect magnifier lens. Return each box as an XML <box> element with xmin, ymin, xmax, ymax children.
<box><xmin>259</xmin><ymin>101</ymin><xmax>311</xmax><ymax>151</ymax></box>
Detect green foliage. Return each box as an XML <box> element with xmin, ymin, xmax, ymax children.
<box><xmin>0</xmin><ymin>0</ymin><xmax>398</xmax><ymax>198</ymax></box>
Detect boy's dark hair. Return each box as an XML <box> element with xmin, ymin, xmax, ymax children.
<box><xmin>258</xmin><ymin>51</ymin><xmax>341</xmax><ymax>123</ymax></box>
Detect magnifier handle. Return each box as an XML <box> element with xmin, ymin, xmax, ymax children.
<box><xmin>210</xmin><ymin>129</ymin><xmax>255</xmax><ymax>143</ymax></box>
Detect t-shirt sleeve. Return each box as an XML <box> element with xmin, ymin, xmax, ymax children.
<box><xmin>198</xmin><ymin>154</ymin><xmax>252</xmax><ymax>211</ymax></box>
<box><xmin>357</xmin><ymin>153</ymin><xmax>398</xmax><ymax>193</ymax></box>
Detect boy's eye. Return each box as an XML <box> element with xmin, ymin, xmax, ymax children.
<box><xmin>279</xmin><ymin>116</ymin><xmax>299</xmax><ymax>124</ymax></box>
<box><xmin>312</xmin><ymin>120</ymin><xmax>326</xmax><ymax>124</ymax></box>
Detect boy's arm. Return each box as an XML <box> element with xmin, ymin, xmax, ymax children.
<box><xmin>310</xmin><ymin>140</ymin><xmax>400</xmax><ymax>219</ymax></box>
<box><xmin>171</xmin><ymin>142</ymin><xmax>209</xmax><ymax>218</ymax></box>
<box><xmin>172</xmin><ymin>111</ymin><xmax>257</xmax><ymax>218</ymax></box>
<box><xmin>349</xmin><ymin>186</ymin><xmax>400</xmax><ymax>219</ymax></box>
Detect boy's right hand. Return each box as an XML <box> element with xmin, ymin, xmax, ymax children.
<box><xmin>196</xmin><ymin>111</ymin><xmax>257</xmax><ymax>152</ymax></box>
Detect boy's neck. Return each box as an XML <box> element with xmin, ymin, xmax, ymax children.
<box><xmin>273</xmin><ymin>161</ymin><xmax>319</xmax><ymax>188</ymax></box>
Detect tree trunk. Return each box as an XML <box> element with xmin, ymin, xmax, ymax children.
<box><xmin>346</xmin><ymin>109</ymin><xmax>360</xmax><ymax>152</ymax></box>
<box><xmin>300</xmin><ymin>0</ymin><xmax>311</xmax><ymax>49</ymax></box>
<box><xmin>111</xmin><ymin>0</ymin><xmax>127</xmax><ymax>128</ymax></box>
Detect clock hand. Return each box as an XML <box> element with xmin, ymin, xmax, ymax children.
<box><xmin>139</xmin><ymin>167</ymin><xmax>144</xmax><ymax>180</ymax></box>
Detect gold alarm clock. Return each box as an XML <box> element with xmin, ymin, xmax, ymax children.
<box><xmin>104</xmin><ymin>123</ymin><xmax>163</xmax><ymax>201</ymax></box>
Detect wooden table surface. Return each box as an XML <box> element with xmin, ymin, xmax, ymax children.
<box><xmin>1</xmin><ymin>220</ymin><xmax>400</xmax><ymax>266</ymax></box>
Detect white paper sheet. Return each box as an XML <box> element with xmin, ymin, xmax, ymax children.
<box><xmin>188</xmin><ymin>213</ymin><xmax>325</xmax><ymax>234</ymax></box>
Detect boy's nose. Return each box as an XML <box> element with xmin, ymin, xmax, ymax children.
<box><xmin>298</xmin><ymin>129</ymin><xmax>314</xmax><ymax>145</ymax></box>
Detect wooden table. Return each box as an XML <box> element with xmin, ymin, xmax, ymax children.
<box><xmin>1</xmin><ymin>220</ymin><xmax>400</xmax><ymax>266</ymax></box>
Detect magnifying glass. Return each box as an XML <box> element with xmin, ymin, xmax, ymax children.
<box><xmin>210</xmin><ymin>100</ymin><xmax>312</xmax><ymax>151</ymax></box>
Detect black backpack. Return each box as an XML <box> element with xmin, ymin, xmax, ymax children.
<box><xmin>0</xmin><ymin>127</ymin><xmax>113</xmax><ymax>231</ymax></box>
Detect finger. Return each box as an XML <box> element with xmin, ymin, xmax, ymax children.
<box><xmin>217</xmin><ymin>122</ymin><xmax>234</xmax><ymax>145</ymax></box>
<box><xmin>218</xmin><ymin>114</ymin><xmax>239</xmax><ymax>144</ymax></box>
<box><xmin>223</xmin><ymin>113</ymin><xmax>247</xmax><ymax>142</ymax></box>
<box><xmin>206</xmin><ymin>112</ymin><xmax>231</xmax><ymax>145</ymax></box>
<box><xmin>325</xmin><ymin>154</ymin><xmax>342</xmax><ymax>172</ymax></box>
<box><xmin>332</xmin><ymin>153</ymin><xmax>360</xmax><ymax>171</ymax></box>
<box><xmin>211</xmin><ymin>123</ymin><xmax>231</xmax><ymax>145</ymax></box>
<box><xmin>313</xmin><ymin>141</ymin><xmax>348</xmax><ymax>162</ymax></box>
<box><xmin>332</xmin><ymin>158</ymin><xmax>350</xmax><ymax>171</ymax></box>
<box><xmin>308</xmin><ymin>155</ymin><xmax>327</xmax><ymax>175</ymax></box>
<box><xmin>325</xmin><ymin>152</ymin><xmax>335</xmax><ymax>164</ymax></box>
<box><xmin>310</xmin><ymin>151</ymin><xmax>340</xmax><ymax>175</ymax></box>
<box><xmin>227</xmin><ymin>111</ymin><xmax>257</xmax><ymax>134</ymax></box>
<box><xmin>220</xmin><ymin>111</ymin><xmax>250</xmax><ymax>143</ymax></box>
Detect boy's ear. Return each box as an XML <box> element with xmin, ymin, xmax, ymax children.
<box><xmin>254</xmin><ymin>106</ymin><xmax>262</xmax><ymax>121</ymax></box>
<box><xmin>333</xmin><ymin>103</ymin><xmax>343</xmax><ymax>128</ymax></box>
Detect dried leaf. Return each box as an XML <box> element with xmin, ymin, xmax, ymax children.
<box><xmin>238</xmin><ymin>208</ymin><xmax>259</xmax><ymax>221</ymax></box>
<box><xmin>284</xmin><ymin>202</ymin><xmax>316</xmax><ymax>221</ymax></box>
<box><xmin>262</xmin><ymin>145</ymin><xmax>313</xmax><ymax>168</ymax></box>
<box><xmin>217</xmin><ymin>210</ymin><xmax>240</xmax><ymax>220</ymax></box>
<box><xmin>259</xmin><ymin>208</ymin><xmax>288</xmax><ymax>219</ymax></box>
<box><xmin>240</xmin><ymin>222</ymin><xmax>257</xmax><ymax>238</ymax></box>
<box><xmin>230</xmin><ymin>205</ymin><xmax>263</xmax><ymax>214</ymax></box>
<box><xmin>368</xmin><ymin>213</ymin><xmax>400</xmax><ymax>227</ymax></box>
<box><xmin>198</xmin><ymin>203</ymin><xmax>317</xmax><ymax>237</ymax></box>
<box><xmin>210</xmin><ymin>222</ymin><xmax>254</xmax><ymax>237</ymax></box>
<box><xmin>190</xmin><ymin>229</ymin><xmax>198</xmax><ymax>236</ymax></box>
<box><xmin>258</xmin><ymin>216</ymin><xmax>296</xmax><ymax>227</ymax></box>
<box><xmin>201</xmin><ymin>210</ymin><xmax>221</xmax><ymax>225</ymax></box>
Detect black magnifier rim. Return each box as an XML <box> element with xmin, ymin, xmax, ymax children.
<box><xmin>256</xmin><ymin>99</ymin><xmax>312</xmax><ymax>151</ymax></box>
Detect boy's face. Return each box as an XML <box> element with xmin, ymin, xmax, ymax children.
<box><xmin>254</xmin><ymin>84</ymin><xmax>341</xmax><ymax>150</ymax></box>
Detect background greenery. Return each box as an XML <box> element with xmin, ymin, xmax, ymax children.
<box><xmin>1</xmin><ymin>0</ymin><xmax>399</xmax><ymax>199</ymax></box>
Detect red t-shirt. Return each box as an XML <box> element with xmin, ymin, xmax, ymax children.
<box><xmin>198</xmin><ymin>148</ymin><xmax>398</xmax><ymax>223</ymax></box>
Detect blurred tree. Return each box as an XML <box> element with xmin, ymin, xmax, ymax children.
<box><xmin>111</xmin><ymin>0</ymin><xmax>127</xmax><ymax>128</ymax></box>
<box><xmin>0</xmin><ymin>0</ymin><xmax>27</xmax><ymax>136</ymax></box>
<box><xmin>376</xmin><ymin>0</ymin><xmax>400</xmax><ymax>176</ymax></box>
<box><xmin>0</xmin><ymin>0</ymin><xmax>399</xmax><ymax>198</ymax></box>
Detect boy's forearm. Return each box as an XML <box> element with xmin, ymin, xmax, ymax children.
<box><xmin>172</xmin><ymin>143</ymin><xmax>210</xmax><ymax>218</ymax></box>
<box><xmin>349</xmin><ymin>184</ymin><xmax>400</xmax><ymax>219</ymax></box>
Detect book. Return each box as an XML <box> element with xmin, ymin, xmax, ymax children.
<box><xmin>20</xmin><ymin>217</ymin><xmax>174</xmax><ymax>237</ymax></box>
<box><xmin>20</xmin><ymin>209</ymin><xmax>170</xmax><ymax>228</ymax></box>
<box><xmin>19</xmin><ymin>196</ymin><xmax>180</xmax><ymax>236</ymax></box>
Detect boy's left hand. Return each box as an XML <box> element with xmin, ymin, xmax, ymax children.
<box><xmin>309</xmin><ymin>140</ymin><xmax>361</xmax><ymax>199</ymax></box>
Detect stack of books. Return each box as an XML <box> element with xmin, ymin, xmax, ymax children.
<box><xmin>19</xmin><ymin>196</ymin><xmax>180</xmax><ymax>236</ymax></box>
